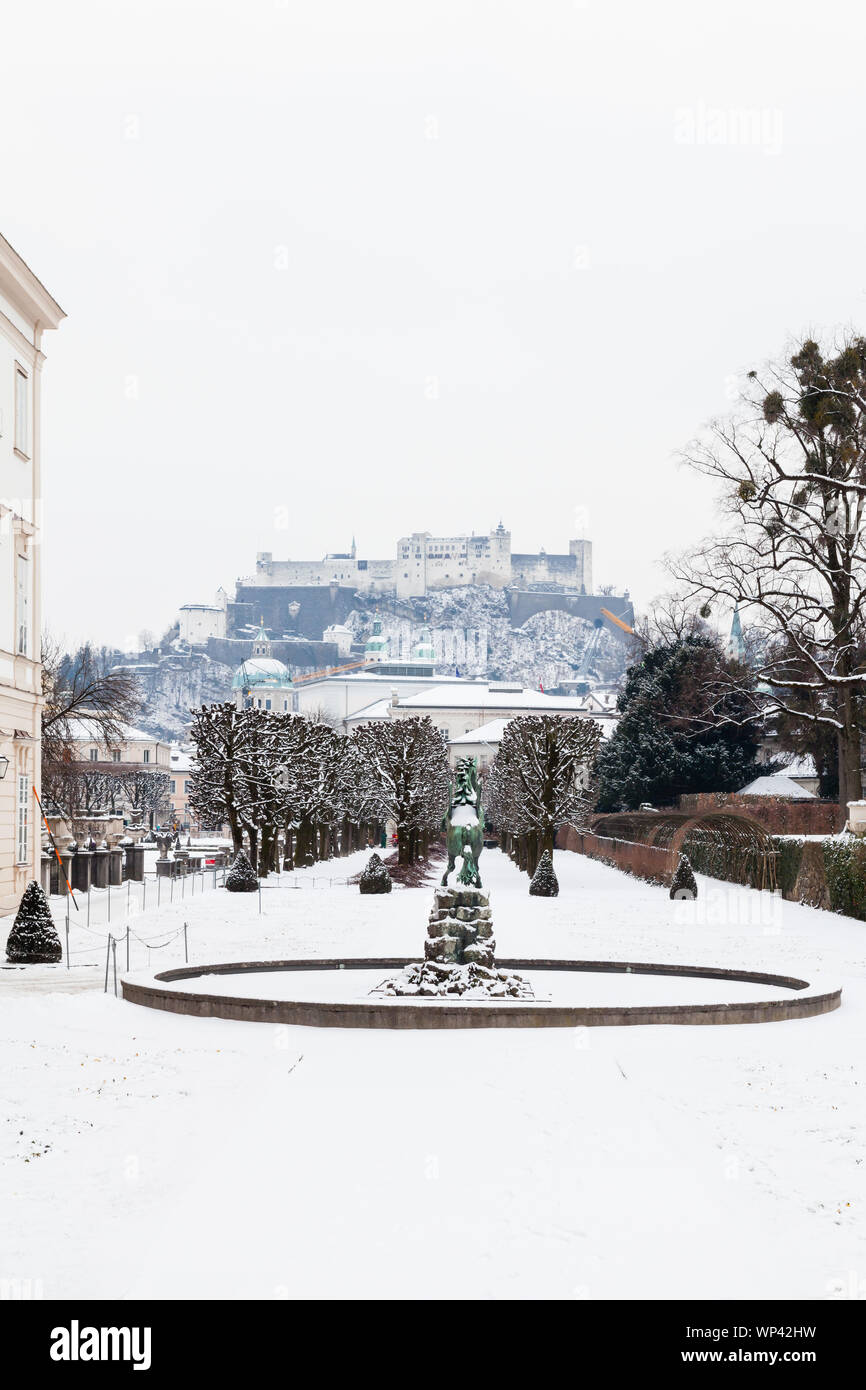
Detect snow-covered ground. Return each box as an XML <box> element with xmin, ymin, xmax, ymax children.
<box><xmin>2</xmin><ymin>847</ymin><xmax>866</xmax><ymax>1300</ymax></box>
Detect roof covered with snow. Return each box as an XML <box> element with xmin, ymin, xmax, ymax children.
<box><xmin>739</xmin><ymin>774</ymin><xmax>817</xmax><ymax>800</ymax></box>
<box><xmin>68</xmin><ymin>719</ymin><xmax>168</xmax><ymax>745</ymax></box>
<box><xmin>396</xmin><ymin>683</ymin><xmax>604</xmax><ymax>712</ymax></box>
<box><xmin>231</xmin><ymin>657</ymin><xmax>291</xmax><ymax>690</ymax></box>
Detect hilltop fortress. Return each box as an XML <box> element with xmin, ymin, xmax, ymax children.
<box><xmin>251</xmin><ymin>524</ymin><xmax>592</xmax><ymax>599</ymax></box>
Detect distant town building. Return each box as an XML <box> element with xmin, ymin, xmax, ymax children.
<box><xmin>168</xmin><ymin>745</ymin><xmax>194</xmax><ymax>827</ymax></box>
<box><xmin>0</xmin><ymin>235</ymin><xmax>65</xmax><ymax>915</ymax></box>
<box><xmin>364</xmin><ymin>617</ymin><xmax>389</xmax><ymax>663</ymax></box>
<box><xmin>381</xmin><ymin>681</ymin><xmax>617</xmax><ymax>743</ymax></box>
<box><xmin>68</xmin><ymin>721</ymin><xmax>172</xmax><ymax>772</ymax></box>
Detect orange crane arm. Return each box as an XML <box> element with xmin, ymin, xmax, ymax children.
<box><xmin>600</xmin><ymin>607</ymin><xmax>635</xmax><ymax>636</ymax></box>
<box><xmin>292</xmin><ymin>656</ymin><xmax>373</xmax><ymax>686</ymax></box>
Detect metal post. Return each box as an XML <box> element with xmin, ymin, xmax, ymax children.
<box><xmin>170</xmin><ymin>875</ymin><xmax>174</xmax><ymax>903</ymax></box>
<box><xmin>183</xmin><ymin>921</ymin><xmax>188</xmax><ymax>963</ymax></box>
<box><xmin>112</xmin><ymin>938</ymin><xmax>118</xmax><ymax>997</ymax></box>
<box><xmin>65</xmin><ymin>919</ymin><xmax>70</xmax><ymax>971</ymax></box>
<box><xmin>126</xmin><ymin>925</ymin><xmax>130</xmax><ymax>972</ymax></box>
<box><xmin>104</xmin><ymin>934</ymin><xmax>112</xmax><ymax>993</ymax></box>
<box><xmin>143</xmin><ymin>878</ymin><xmax>147</xmax><ymax>912</ymax></box>
<box><xmin>258</xmin><ymin>883</ymin><xmax>262</xmax><ymax>915</ymax></box>
<box><xmin>107</xmin><ymin>879</ymin><xmax>111</xmax><ymax>923</ymax></box>
<box><xmin>87</xmin><ymin>885</ymin><xmax>91</xmax><ymax>930</ymax></box>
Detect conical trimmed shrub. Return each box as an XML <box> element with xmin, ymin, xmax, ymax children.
<box><xmin>670</xmin><ymin>853</ymin><xmax>698</xmax><ymax>900</ymax></box>
<box><xmin>6</xmin><ymin>881</ymin><xmax>63</xmax><ymax>964</ymax></box>
<box><xmin>529</xmin><ymin>850</ymin><xmax>559</xmax><ymax>897</ymax></box>
<box><xmin>225</xmin><ymin>850</ymin><xmax>258</xmax><ymax>893</ymax></box>
<box><xmin>359</xmin><ymin>852</ymin><xmax>392</xmax><ymax>895</ymax></box>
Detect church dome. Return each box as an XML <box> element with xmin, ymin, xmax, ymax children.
<box><xmin>231</xmin><ymin>657</ymin><xmax>291</xmax><ymax>690</ymax></box>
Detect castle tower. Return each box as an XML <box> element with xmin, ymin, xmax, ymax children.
<box><xmin>568</xmin><ymin>538</ymin><xmax>593</xmax><ymax>594</ymax></box>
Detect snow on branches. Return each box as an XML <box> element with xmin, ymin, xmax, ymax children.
<box><xmin>488</xmin><ymin>714</ymin><xmax>602</xmax><ymax>872</ymax></box>
<box><xmin>350</xmin><ymin>715</ymin><xmax>450</xmax><ymax>865</ymax></box>
<box><xmin>188</xmin><ymin>705</ymin><xmax>447</xmax><ymax>873</ymax></box>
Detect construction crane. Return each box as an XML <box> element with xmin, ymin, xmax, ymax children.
<box><xmin>600</xmin><ymin>606</ymin><xmax>636</xmax><ymax>637</ymax></box>
<box><xmin>291</xmin><ymin>656</ymin><xmax>374</xmax><ymax>686</ymax></box>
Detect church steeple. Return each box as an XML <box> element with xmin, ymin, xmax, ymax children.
<box><xmin>252</xmin><ymin>618</ymin><xmax>272</xmax><ymax>658</ymax></box>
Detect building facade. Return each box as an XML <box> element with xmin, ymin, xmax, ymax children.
<box><xmin>252</xmin><ymin>544</ymin><xmax>395</xmax><ymax>593</ymax></box>
<box><xmin>0</xmin><ymin>236</ymin><xmax>64</xmax><ymax>915</ymax></box>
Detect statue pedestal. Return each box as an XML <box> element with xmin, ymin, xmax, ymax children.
<box><xmin>425</xmin><ymin>885</ymin><xmax>495</xmax><ymax>969</ymax></box>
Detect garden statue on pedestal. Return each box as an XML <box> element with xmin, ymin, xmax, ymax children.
<box><xmin>441</xmin><ymin>756</ymin><xmax>484</xmax><ymax>889</ymax></box>
<box><xmin>378</xmin><ymin>755</ymin><xmax>533</xmax><ymax>1000</ymax></box>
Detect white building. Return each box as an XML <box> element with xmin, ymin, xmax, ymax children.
<box><xmin>178</xmin><ymin>589</ymin><xmax>227</xmax><ymax>645</ymax></box>
<box><xmin>448</xmin><ymin>710</ymin><xmax>616</xmax><ymax>768</ymax></box>
<box><xmin>389</xmin><ymin>681</ymin><xmax>618</xmax><ymax>742</ymax></box>
<box><xmin>252</xmin><ymin>545</ymin><xmax>394</xmax><ymax>592</ymax></box>
<box><xmin>396</xmin><ymin>525</ymin><xmax>512</xmax><ymax>597</ymax></box>
<box><xmin>0</xmin><ymin>235</ymin><xmax>65</xmax><ymax>915</ymax></box>
<box><xmin>294</xmin><ymin>671</ymin><xmax>472</xmax><ymax>730</ymax></box>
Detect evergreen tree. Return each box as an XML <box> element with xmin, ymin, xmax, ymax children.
<box><xmin>670</xmin><ymin>853</ymin><xmax>698</xmax><ymax>899</ymax></box>
<box><xmin>529</xmin><ymin>849</ymin><xmax>559</xmax><ymax>897</ymax></box>
<box><xmin>595</xmin><ymin>637</ymin><xmax>769</xmax><ymax>812</ymax></box>
<box><xmin>225</xmin><ymin>849</ymin><xmax>258</xmax><ymax>893</ymax></box>
<box><xmin>6</xmin><ymin>882</ymin><xmax>63</xmax><ymax>963</ymax></box>
<box><xmin>359</xmin><ymin>852</ymin><xmax>392</xmax><ymax>894</ymax></box>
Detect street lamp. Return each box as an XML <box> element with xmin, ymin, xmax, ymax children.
<box><xmin>0</xmin><ymin>755</ymin><xmax>9</xmax><ymax>780</ymax></box>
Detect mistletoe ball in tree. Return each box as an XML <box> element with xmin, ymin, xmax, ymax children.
<box><xmin>529</xmin><ymin>850</ymin><xmax>560</xmax><ymax>897</ymax></box>
<box><xmin>225</xmin><ymin>850</ymin><xmax>258</xmax><ymax>893</ymax></box>
<box><xmin>6</xmin><ymin>881</ymin><xmax>63</xmax><ymax>964</ymax></box>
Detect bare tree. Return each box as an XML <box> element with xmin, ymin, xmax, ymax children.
<box><xmin>670</xmin><ymin>335</ymin><xmax>866</xmax><ymax>805</ymax></box>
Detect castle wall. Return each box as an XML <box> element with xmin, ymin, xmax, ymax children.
<box><xmin>230</xmin><ymin>584</ymin><xmax>359</xmax><ymax>641</ymax></box>
<box><xmin>253</xmin><ymin>553</ymin><xmax>394</xmax><ymax>591</ymax></box>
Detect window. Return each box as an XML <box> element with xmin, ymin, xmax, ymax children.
<box><xmin>183</xmin><ymin>780</ymin><xmax>190</xmax><ymax>793</ymax></box>
<box><xmin>142</xmin><ymin>749</ymin><xmax>150</xmax><ymax>764</ymax></box>
<box><xmin>15</xmin><ymin>366</ymin><xmax>29</xmax><ymax>457</ymax></box>
<box><xmin>16</xmin><ymin>554</ymin><xmax>30</xmax><ymax>656</ymax></box>
<box><xmin>89</xmin><ymin>748</ymin><xmax>98</xmax><ymax>762</ymax></box>
<box><xmin>17</xmin><ymin>775</ymin><xmax>28</xmax><ymax>864</ymax></box>
<box><xmin>112</xmin><ymin>750</ymin><xmax>121</xmax><ymax>762</ymax></box>
<box><xmin>170</xmin><ymin>780</ymin><xmax>176</xmax><ymax>793</ymax></box>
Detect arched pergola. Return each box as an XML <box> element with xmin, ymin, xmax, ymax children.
<box><xmin>590</xmin><ymin>810</ymin><xmax>778</xmax><ymax>891</ymax></box>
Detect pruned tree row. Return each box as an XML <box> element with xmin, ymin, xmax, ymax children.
<box><xmin>188</xmin><ymin>705</ymin><xmax>449</xmax><ymax>875</ymax></box>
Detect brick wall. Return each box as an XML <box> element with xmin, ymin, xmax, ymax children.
<box><xmin>677</xmin><ymin>793</ymin><xmax>844</xmax><ymax>836</ymax></box>
<box><xmin>556</xmin><ymin>825</ymin><xmax>672</xmax><ymax>885</ymax></box>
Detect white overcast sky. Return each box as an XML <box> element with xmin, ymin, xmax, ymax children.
<box><xmin>2</xmin><ymin>0</ymin><xmax>865</xmax><ymax>649</ymax></box>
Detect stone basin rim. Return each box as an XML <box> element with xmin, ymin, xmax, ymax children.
<box><xmin>120</xmin><ymin>957</ymin><xmax>842</xmax><ymax>1029</ymax></box>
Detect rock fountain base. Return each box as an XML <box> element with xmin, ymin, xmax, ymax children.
<box><xmin>379</xmin><ymin>884</ymin><xmax>534</xmax><ymax>999</ymax></box>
